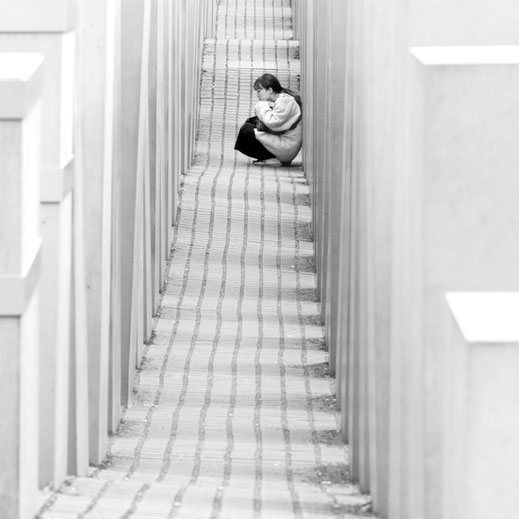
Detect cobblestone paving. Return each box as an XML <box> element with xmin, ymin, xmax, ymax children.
<box><xmin>37</xmin><ymin>1</ymin><xmax>373</xmax><ymax>518</ymax></box>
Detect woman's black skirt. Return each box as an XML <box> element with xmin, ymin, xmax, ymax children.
<box><xmin>234</xmin><ymin>116</ymin><xmax>276</xmax><ymax>161</ymax></box>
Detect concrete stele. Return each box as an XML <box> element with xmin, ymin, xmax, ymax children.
<box><xmin>446</xmin><ymin>292</ymin><xmax>519</xmax><ymax>519</ymax></box>
<box><xmin>0</xmin><ymin>52</ymin><xmax>43</xmax><ymax>519</ymax></box>
<box><xmin>405</xmin><ymin>45</ymin><xmax>519</xmax><ymax>519</ymax></box>
<box><xmin>0</xmin><ymin>7</ymin><xmax>79</xmax><ymax>487</ymax></box>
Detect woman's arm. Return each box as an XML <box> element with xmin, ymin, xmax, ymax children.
<box><xmin>255</xmin><ymin>95</ymin><xmax>301</xmax><ymax>132</ymax></box>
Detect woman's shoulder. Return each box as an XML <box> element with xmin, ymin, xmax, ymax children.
<box><xmin>276</xmin><ymin>92</ymin><xmax>300</xmax><ymax>108</ymax></box>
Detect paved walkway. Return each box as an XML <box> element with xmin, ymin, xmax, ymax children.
<box><xmin>38</xmin><ymin>1</ymin><xmax>372</xmax><ymax>518</ymax></box>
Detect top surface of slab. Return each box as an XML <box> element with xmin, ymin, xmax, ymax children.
<box><xmin>0</xmin><ymin>53</ymin><xmax>44</xmax><ymax>119</ymax></box>
<box><xmin>0</xmin><ymin>53</ymin><xmax>44</xmax><ymax>81</ymax></box>
<box><xmin>447</xmin><ymin>292</ymin><xmax>519</xmax><ymax>343</ymax></box>
<box><xmin>411</xmin><ymin>45</ymin><xmax>519</xmax><ymax>65</ymax></box>
<box><xmin>0</xmin><ymin>0</ymin><xmax>76</xmax><ymax>33</ymax></box>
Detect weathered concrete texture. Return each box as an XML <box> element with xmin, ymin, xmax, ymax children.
<box><xmin>37</xmin><ymin>1</ymin><xmax>372</xmax><ymax>517</ymax></box>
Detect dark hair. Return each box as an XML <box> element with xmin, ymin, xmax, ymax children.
<box><xmin>253</xmin><ymin>73</ymin><xmax>283</xmax><ymax>92</ymax></box>
<box><xmin>253</xmin><ymin>73</ymin><xmax>302</xmax><ymax>110</ymax></box>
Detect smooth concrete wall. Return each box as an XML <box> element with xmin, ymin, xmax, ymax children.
<box><xmin>121</xmin><ymin>0</ymin><xmax>145</xmax><ymax>407</ymax></box>
<box><xmin>107</xmin><ymin>0</ymin><xmax>123</xmax><ymax>434</ymax></box>
<box><xmin>0</xmin><ymin>52</ymin><xmax>43</xmax><ymax>519</ymax></box>
<box><xmin>77</xmin><ymin>0</ymin><xmax>213</xmax><ymax>463</ymax></box>
<box><xmin>313</xmin><ymin>1</ymin><xmax>329</xmax><ymax>321</ymax></box>
<box><xmin>299</xmin><ymin>3</ymin><xmax>401</xmax><ymax>509</ymax></box>
<box><xmin>77</xmin><ymin>0</ymin><xmax>114</xmax><ymax>465</ymax></box>
<box><xmin>0</xmin><ymin>0</ymin><xmax>214</xmax><ymax>499</ymax></box>
<box><xmin>410</xmin><ymin>0</ymin><xmax>519</xmax><ymax>46</ymax></box>
<box><xmin>391</xmin><ymin>50</ymin><xmax>519</xmax><ymax>519</ymax></box>
<box><xmin>0</xmin><ymin>0</ymin><xmax>86</xmax><ymax>488</ymax></box>
<box><xmin>445</xmin><ymin>293</ymin><xmax>519</xmax><ymax>519</ymax></box>
<box><xmin>296</xmin><ymin>0</ymin><xmax>519</xmax><ymax>517</ymax></box>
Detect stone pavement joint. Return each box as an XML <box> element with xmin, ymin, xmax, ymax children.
<box><xmin>37</xmin><ymin>1</ymin><xmax>374</xmax><ymax>518</ymax></box>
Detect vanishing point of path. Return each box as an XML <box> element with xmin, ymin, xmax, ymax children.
<box><xmin>38</xmin><ymin>1</ymin><xmax>372</xmax><ymax>517</ymax></box>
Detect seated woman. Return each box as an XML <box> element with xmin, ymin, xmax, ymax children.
<box><xmin>234</xmin><ymin>73</ymin><xmax>302</xmax><ymax>166</ymax></box>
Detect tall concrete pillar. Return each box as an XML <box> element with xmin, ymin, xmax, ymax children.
<box><xmin>0</xmin><ymin>0</ymin><xmax>88</xmax><ymax>486</ymax></box>
<box><xmin>121</xmin><ymin>0</ymin><xmax>145</xmax><ymax>407</ymax></box>
<box><xmin>389</xmin><ymin>46</ymin><xmax>519</xmax><ymax>519</ymax></box>
<box><xmin>205</xmin><ymin>0</ymin><xmax>216</xmax><ymax>39</ymax></box>
<box><xmin>445</xmin><ymin>293</ymin><xmax>519</xmax><ymax>519</ymax></box>
<box><xmin>170</xmin><ymin>0</ymin><xmax>183</xmax><ymax>222</ymax></box>
<box><xmin>311</xmin><ymin>1</ymin><xmax>328</xmax><ymax>303</ymax></box>
<box><xmin>322</xmin><ymin>0</ymin><xmax>348</xmax><ymax>375</ymax></box>
<box><xmin>299</xmin><ymin>0</ymin><xmax>315</xmax><ymax>192</ymax></box>
<box><xmin>299</xmin><ymin>1</ymin><xmax>519</xmax><ymax>518</ymax></box>
<box><xmin>354</xmin><ymin>0</ymin><xmax>408</xmax><ymax>511</ymax></box>
<box><xmin>335</xmin><ymin>0</ymin><xmax>355</xmax><ymax>439</ymax></box>
<box><xmin>0</xmin><ymin>52</ymin><xmax>43</xmax><ymax>519</ymax></box>
<box><xmin>291</xmin><ymin>0</ymin><xmax>301</xmax><ymax>40</ymax></box>
<box><xmin>147</xmin><ymin>0</ymin><xmax>160</xmax><ymax>316</ymax></box>
<box><xmin>77</xmin><ymin>0</ymin><xmax>119</xmax><ymax>463</ymax></box>
<box><xmin>156</xmin><ymin>0</ymin><xmax>169</xmax><ymax>294</ymax></box>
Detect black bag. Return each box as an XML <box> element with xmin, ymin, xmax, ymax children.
<box><xmin>246</xmin><ymin>116</ymin><xmax>271</xmax><ymax>133</ymax></box>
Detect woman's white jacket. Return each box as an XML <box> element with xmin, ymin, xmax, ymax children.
<box><xmin>254</xmin><ymin>93</ymin><xmax>302</xmax><ymax>163</ymax></box>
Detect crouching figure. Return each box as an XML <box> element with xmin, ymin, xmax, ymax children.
<box><xmin>234</xmin><ymin>73</ymin><xmax>302</xmax><ymax>166</ymax></box>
